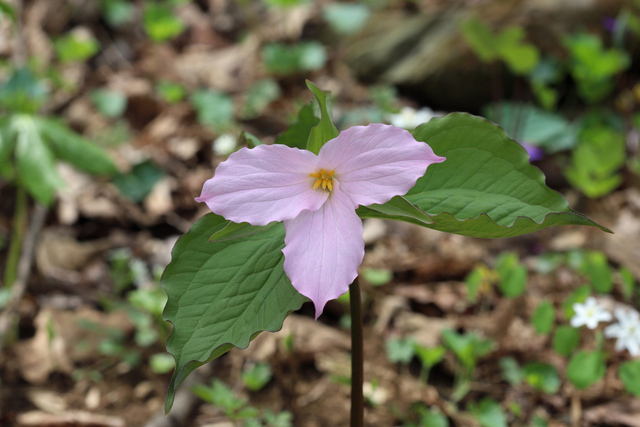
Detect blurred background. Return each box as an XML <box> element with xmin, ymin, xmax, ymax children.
<box><xmin>0</xmin><ymin>0</ymin><xmax>639</xmax><ymax>426</ymax></box>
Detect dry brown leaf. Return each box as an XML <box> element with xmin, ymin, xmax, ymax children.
<box><xmin>16</xmin><ymin>410</ymin><xmax>125</xmax><ymax>427</ymax></box>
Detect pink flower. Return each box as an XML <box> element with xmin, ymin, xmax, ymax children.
<box><xmin>196</xmin><ymin>124</ymin><xmax>445</xmax><ymax>318</ymax></box>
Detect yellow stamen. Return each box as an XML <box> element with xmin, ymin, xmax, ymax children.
<box><xmin>310</xmin><ymin>169</ymin><xmax>335</xmax><ymax>191</ymax></box>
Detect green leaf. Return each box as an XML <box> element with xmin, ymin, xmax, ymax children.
<box><xmin>305</xmin><ymin>80</ymin><xmax>339</xmax><ymax>155</ymax></box>
<box><xmin>112</xmin><ymin>160</ymin><xmax>164</xmax><ymax>202</ymax></box>
<box><xmin>461</xmin><ymin>19</ymin><xmax>498</xmax><ymax>62</ymax></box>
<box><xmin>241</xmin><ymin>79</ymin><xmax>281</xmax><ymax>119</ymax></box>
<box><xmin>619</xmin><ymin>360</ymin><xmax>640</xmax><ymax>396</ymax></box>
<box><xmin>274</xmin><ymin>102</ymin><xmax>319</xmax><ymax>149</ymax></box>
<box><xmin>468</xmin><ymin>398</ymin><xmax>507</xmax><ymax>427</ymax></box>
<box><xmin>90</xmin><ymin>89</ymin><xmax>128</xmax><ymax>119</ymax></box>
<box><xmin>619</xmin><ymin>267</ymin><xmax>636</xmax><ymax>301</ymax></box>
<box><xmin>323</xmin><ymin>3</ymin><xmax>371</xmax><ymax>35</ymax></box>
<box><xmin>499</xmin><ymin>356</ymin><xmax>523</xmax><ymax>385</ymax></box>
<box><xmin>162</xmin><ymin>214</ymin><xmax>306</xmax><ymax>413</ymax></box>
<box><xmin>419</xmin><ymin>408</ymin><xmax>450</xmax><ymax>427</ymax></box>
<box><xmin>190</xmin><ymin>89</ymin><xmax>235</xmax><ymax>132</ymax></box>
<box><xmin>35</xmin><ymin>117</ymin><xmax>118</xmax><ymax>175</ymax></box>
<box><xmin>0</xmin><ymin>0</ymin><xmax>16</xmax><ymax>21</ymax></box>
<box><xmin>262</xmin><ymin>42</ymin><xmax>327</xmax><ymax>76</ymax></box>
<box><xmin>567</xmin><ymin>350</ymin><xmax>606</xmax><ymax>389</ymax></box>
<box><xmin>356</xmin><ymin>195</ymin><xmax>434</xmax><ymax>227</ymax></box>
<box><xmin>0</xmin><ymin>68</ymin><xmax>48</xmax><ymax>114</ymax></box>
<box><xmin>562</xmin><ymin>285</ymin><xmax>590</xmax><ymax>319</ymax></box>
<box><xmin>385</xmin><ymin>337</ymin><xmax>415</xmax><ymax>364</ymax></box>
<box><xmin>209</xmin><ymin>221</ymin><xmax>275</xmax><ymax>242</ymax></box>
<box><xmin>143</xmin><ymin>2</ymin><xmax>185</xmax><ymax>42</ymax></box>
<box><xmin>414</xmin><ymin>344</ymin><xmax>445</xmax><ymax>369</ymax></box>
<box><xmin>360</xmin><ymin>268</ymin><xmax>393</xmax><ymax>286</ymax></box>
<box><xmin>495</xmin><ymin>252</ymin><xmax>527</xmax><ymax>298</ymax></box>
<box><xmin>156</xmin><ymin>81</ymin><xmax>186</xmax><ymax>104</ymax></box>
<box><xmin>241</xmin><ymin>362</ymin><xmax>273</xmax><ymax>391</ymax></box>
<box><xmin>0</xmin><ymin>117</ymin><xmax>16</xmax><ymax>176</ymax></box>
<box><xmin>552</xmin><ymin>325</ymin><xmax>580</xmax><ymax>357</ymax></box>
<box><xmin>150</xmin><ymin>353</ymin><xmax>176</xmax><ymax>374</ymax></box>
<box><xmin>409</xmin><ymin>113</ymin><xmax>610</xmax><ymax>238</ymax></box>
<box><xmin>54</xmin><ymin>33</ymin><xmax>100</xmax><ymax>63</ymax></box>
<box><xmin>13</xmin><ymin>115</ymin><xmax>65</xmax><ymax>205</ymax></box>
<box><xmin>441</xmin><ymin>330</ymin><xmax>495</xmax><ymax>370</ymax></box>
<box><xmin>100</xmin><ymin>0</ymin><xmax>135</xmax><ymax>27</ymax></box>
<box><xmin>531</xmin><ymin>300</ymin><xmax>555</xmax><ymax>334</ymax></box>
<box><xmin>580</xmin><ymin>251</ymin><xmax>613</xmax><ymax>293</ymax></box>
<box><xmin>522</xmin><ymin>362</ymin><xmax>561</xmax><ymax>394</ymax></box>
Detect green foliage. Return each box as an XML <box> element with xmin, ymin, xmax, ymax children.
<box><xmin>0</xmin><ymin>68</ymin><xmax>47</xmax><ymax>114</ymax></box>
<box><xmin>241</xmin><ymin>79</ymin><xmax>281</xmax><ymax>119</ymax></box>
<box><xmin>522</xmin><ymin>362</ymin><xmax>561</xmax><ymax>394</ymax></box>
<box><xmin>323</xmin><ymin>3</ymin><xmax>371</xmax><ymax>35</ymax></box>
<box><xmin>416</xmin><ymin>407</ymin><xmax>449</xmax><ymax>427</ymax></box>
<box><xmin>192</xmin><ymin>380</ymin><xmax>259</xmax><ymax>420</ymax></box>
<box><xmin>495</xmin><ymin>252</ymin><xmax>527</xmax><ymax>298</ymax></box>
<box><xmin>360</xmin><ymin>268</ymin><xmax>393</xmax><ymax>286</ymax></box>
<box><xmin>90</xmin><ymin>88</ymin><xmax>128</xmax><ymax>119</ymax></box>
<box><xmin>567</xmin><ymin>350</ymin><xmax>606</xmax><ymax>389</ymax></box>
<box><xmin>150</xmin><ymin>353</ymin><xmax>176</xmax><ymax>374</ymax></box>
<box><xmin>112</xmin><ymin>160</ymin><xmax>165</xmax><ymax>202</ymax></box>
<box><xmin>410</xmin><ymin>114</ymin><xmax>610</xmax><ymax>238</ymax></box>
<box><xmin>54</xmin><ymin>33</ymin><xmax>100</xmax><ymax>63</ymax></box>
<box><xmin>190</xmin><ymin>89</ymin><xmax>235</xmax><ymax>131</ymax></box>
<box><xmin>579</xmin><ymin>250</ymin><xmax>614</xmax><ymax>293</ymax></box>
<box><xmin>563</xmin><ymin>33</ymin><xmax>630</xmax><ymax>103</ymax></box>
<box><xmin>162</xmin><ymin>214</ymin><xmax>307</xmax><ymax>413</ymax></box>
<box><xmin>552</xmin><ymin>325</ymin><xmax>580</xmax><ymax>357</ymax></box>
<box><xmin>461</xmin><ymin>19</ymin><xmax>540</xmax><ymax>75</ymax></box>
<box><xmin>619</xmin><ymin>360</ymin><xmax>640</xmax><ymax>396</ymax></box>
<box><xmin>499</xmin><ymin>357</ymin><xmax>523</xmax><ymax>386</ymax></box>
<box><xmin>262</xmin><ymin>42</ymin><xmax>327</xmax><ymax>76</ymax></box>
<box><xmin>156</xmin><ymin>81</ymin><xmax>186</xmax><ymax>104</ymax></box>
<box><xmin>442</xmin><ymin>330</ymin><xmax>495</xmax><ymax>371</ymax></box>
<box><xmin>241</xmin><ymin>362</ymin><xmax>273</xmax><ymax>391</ymax></box>
<box><xmin>99</xmin><ymin>0</ymin><xmax>135</xmax><ymax>27</ymax></box>
<box><xmin>386</xmin><ymin>337</ymin><xmax>415</xmax><ymax>364</ymax></box>
<box><xmin>619</xmin><ymin>267</ymin><xmax>637</xmax><ymax>301</ymax></box>
<box><xmin>304</xmin><ymin>80</ymin><xmax>339</xmax><ymax>155</ymax></box>
<box><xmin>531</xmin><ymin>300</ymin><xmax>555</xmax><ymax>334</ymax></box>
<box><xmin>0</xmin><ymin>0</ymin><xmax>16</xmax><ymax>21</ymax></box>
<box><xmin>468</xmin><ymin>398</ymin><xmax>508</xmax><ymax>427</ymax></box>
<box><xmin>482</xmin><ymin>102</ymin><xmax>578</xmax><ymax>153</ymax></box>
<box><xmin>561</xmin><ymin>285</ymin><xmax>590</xmax><ymax>319</ymax></box>
<box><xmin>565</xmin><ymin>125</ymin><xmax>626</xmax><ymax>198</ymax></box>
<box><xmin>143</xmin><ymin>2</ymin><xmax>185</xmax><ymax>42</ymax></box>
<box><xmin>274</xmin><ymin>102</ymin><xmax>319</xmax><ymax>149</ymax></box>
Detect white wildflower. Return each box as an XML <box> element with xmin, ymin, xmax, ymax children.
<box><xmin>604</xmin><ymin>308</ymin><xmax>640</xmax><ymax>357</ymax></box>
<box><xmin>570</xmin><ymin>297</ymin><xmax>612</xmax><ymax>329</ymax></box>
<box><xmin>212</xmin><ymin>133</ymin><xmax>237</xmax><ymax>156</ymax></box>
<box><xmin>388</xmin><ymin>106</ymin><xmax>438</xmax><ymax>129</ymax></box>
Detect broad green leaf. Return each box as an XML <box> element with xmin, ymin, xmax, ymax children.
<box><xmin>90</xmin><ymin>88</ymin><xmax>128</xmax><ymax>119</ymax></box>
<box><xmin>262</xmin><ymin>42</ymin><xmax>327</xmax><ymax>76</ymax></box>
<box><xmin>209</xmin><ymin>221</ymin><xmax>275</xmax><ymax>242</ymax></box>
<box><xmin>409</xmin><ymin>113</ymin><xmax>610</xmax><ymax>238</ymax></box>
<box><xmin>143</xmin><ymin>2</ymin><xmax>185</xmax><ymax>42</ymax></box>
<box><xmin>274</xmin><ymin>102</ymin><xmax>319</xmax><ymax>149</ymax></box>
<box><xmin>495</xmin><ymin>252</ymin><xmax>527</xmax><ymax>298</ymax></box>
<box><xmin>13</xmin><ymin>115</ymin><xmax>65</xmax><ymax>205</ymax></box>
<box><xmin>580</xmin><ymin>251</ymin><xmax>613</xmax><ymax>293</ymax></box>
<box><xmin>356</xmin><ymin>195</ymin><xmax>433</xmax><ymax>226</ymax></box>
<box><xmin>112</xmin><ymin>160</ymin><xmax>164</xmax><ymax>202</ymax></box>
<box><xmin>522</xmin><ymin>362</ymin><xmax>561</xmax><ymax>394</ymax></box>
<box><xmin>552</xmin><ymin>325</ymin><xmax>579</xmax><ymax>357</ymax></box>
<box><xmin>499</xmin><ymin>357</ymin><xmax>523</xmax><ymax>385</ymax></box>
<box><xmin>35</xmin><ymin>117</ymin><xmax>117</xmax><ymax>175</ymax></box>
<box><xmin>567</xmin><ymin>350</ymin><xmax>606</xmax><ymax>389</ymax></box>
<box><xmin>162</xmin><ymin>214</ymin><xmax>306</xmax><ymax>413</ymax></box>
<box><xmin>99</xmin><ymin>0</ymin><xmax>135</xmax><ymax>27</ymax></box>
<box><xmin>323</xmin><ymin>3</ymin><xmax>370</xmax><ymax>35</ymax></box>
<box><xmin>468</xmin><ymin>398</ymin><xmax>507</xmax><ymax>427</ymax></box>
<box><xmin>0</xmin><ymin>68</ymin><xmax>47</xmax><ymax>114</ymax></box>
<box><xmin>385</xmin><ymin>337</ymin><xmax>415</xmax><ymax>364</ymax></box>
<box><xmin>531</xmin><ymin>300</ymin><xmax>555</xmax><ymax>334</ymax></box>
<box><xmin>305</xmin><ymin>80</ymin><xmax>339</xmax><ymax>154</ymax></box>
<box><xmin>619</xmin><ymin>361</ymin><xmax>640</xmax><ymax>396</ymax></box>
<box><xmin>461</xmin><ymin>19</ymin><xmax>498</xmax><ymax>62</ymax></box>
<box><xmin>54</xmin><ymin>33</ymin><xmax>100</xmax><ymax>63</ymax></box>
<box><xmin>190</xmin><ymin>89</ymin><xmax>234</xmax><ymax>131</ymax></box>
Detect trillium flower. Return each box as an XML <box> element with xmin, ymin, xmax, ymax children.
<box><xmin>196</xmin><ymin>124</ymin><xmax>445</xmax><ymax>318</ymax></box>
<box><xmin>604</xmin><ymin>308</ymin><xmax>640</xmax><ymax>356</ymax></box>
<box><xmin>570</xmin><ymin>297</ymin><xmax>612</xmax><ymax>329</ymax></box>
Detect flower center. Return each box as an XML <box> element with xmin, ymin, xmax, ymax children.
<box><xmin>310</xmin><ymin>169</ymin><xmax>335</xmax><ymax>191</ymax></box>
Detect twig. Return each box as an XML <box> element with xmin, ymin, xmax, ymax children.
<box><xmin>0</xmin><ymin>203</ymin><xmax>47</xmax><ymax>352</ymax></box>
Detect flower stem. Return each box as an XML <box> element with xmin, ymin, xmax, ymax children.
<box><xmin>4</xmin><ymin>186</ymin><xmax>27</xmax><ymax>288</ymax></box>
<box><xmin>350</xmin><ymin>277</ymin><xmax>364</xmax><ymax>427</ymax></box>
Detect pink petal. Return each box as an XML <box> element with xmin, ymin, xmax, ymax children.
<box><xmin>282</xmin><ymin>182</ymin><xmax>364</xmax><ymax>319</ymax></box>
<box><xmin>318</xmin><ymin>123</ymin><xmax>445</xmax><ymax>207</ymax></box>
<box><xmin>196</xmin><ymin>144</ymin><xmax>328</xmax><ymax>226</ymax></box>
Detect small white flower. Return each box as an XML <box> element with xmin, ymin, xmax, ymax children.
<box><xmin>388</xmin><ymin>106</ymin><xmax>437</xmax><ymax>129</ymax></box>
<box><xmin>212</xmin><ymin>133</ymin><xmax>237</xmax><ymax>156</ymax></box>
<box><xmin>570</xmin><ymin>297</ymin><xmax>612</xmax><ymax>329</ymax></box>
<box><xmin>604</xmin><ymin>308</ymin><xmax>640</xmax><ymax>356</ymax></box>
